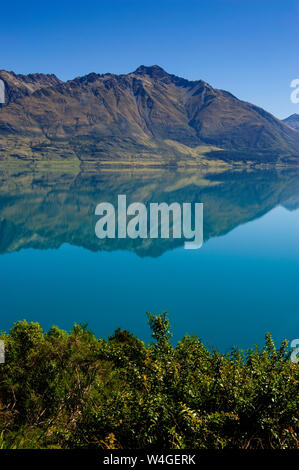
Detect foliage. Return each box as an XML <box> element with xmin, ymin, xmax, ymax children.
<box><xmin>0</xmin><ymin>314</ymin><xmax>298</xmax><ymax>449</ymax></box>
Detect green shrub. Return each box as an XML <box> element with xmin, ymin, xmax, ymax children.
<box><xmin>0</xmin><ymin>313</ymin><xmax>298</xmax><ymax>449</ymax></box>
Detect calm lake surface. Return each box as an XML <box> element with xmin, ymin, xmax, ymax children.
<box><xmin>0</xmin><ymin>165</ymin><xmax>298</xmax><ymax>351</ymax></box>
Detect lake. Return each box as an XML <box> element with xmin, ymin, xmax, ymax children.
<box><xmin>0</xmin><ymin>164</ymin><xmax>298</xmax><ymax>352</ymax></box>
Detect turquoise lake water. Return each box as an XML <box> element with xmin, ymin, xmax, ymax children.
<box><xmin>0</xmin><ymin>166</ymin><xmax>298</xmax><ymax>351</ymax></box>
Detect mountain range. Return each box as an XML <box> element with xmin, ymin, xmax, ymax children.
<box><xmin>0</xmin><ymin>65</ymin><xmax>299</xmax><ymax>165</ymax></box>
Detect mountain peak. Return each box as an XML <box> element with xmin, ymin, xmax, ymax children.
<box><xmin>283</xmin><ymin>113</ymin><xmax>299</xmax><ymax>131</ymax></box>
<box><xmin>133</xmin><ymin>65</ymin><xmax>169</xmax><ymax>79</ymax></box>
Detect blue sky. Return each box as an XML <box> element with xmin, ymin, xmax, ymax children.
<box><xmin>1</xmin><ymin>0</ymin><xmax>298</xmax><ymax>118</ymax></box>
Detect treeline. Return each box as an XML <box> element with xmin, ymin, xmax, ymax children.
<box><xmin>0</xmin><ymin>312</ymin><xmax>298</xmax><ymax>449</ymax></box>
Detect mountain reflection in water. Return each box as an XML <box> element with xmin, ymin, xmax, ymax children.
<box><xmin>0</xmin><ymin>164</ymin><xmax>298</xmax><ymax>351</ymax></box>
<box><xmin>0</xmin><ymin>165</ymin><xmax>298</xmax><ymax>257</ymax></box>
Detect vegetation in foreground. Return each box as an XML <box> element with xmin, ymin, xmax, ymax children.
<box><xmin>0</xmin><ymin>313</ymin><xmax>298</xmax><ymax>449</ymax></box>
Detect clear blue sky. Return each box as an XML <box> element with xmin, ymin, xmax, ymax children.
<box><xmin>1</xmin><ymin>0</ymin><xmax>298</xmax><ymax>118</ymax></box>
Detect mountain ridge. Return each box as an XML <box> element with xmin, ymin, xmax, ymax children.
<box><xmin>0</xmin><ymin>65</ymin><xmax>299</xmax><ymax>165</ymax></box>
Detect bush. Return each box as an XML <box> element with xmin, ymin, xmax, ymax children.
<box><xmin>0</xmin><ymin>313</ymin><xmax>298</xmax><ymax>449</ymax></box>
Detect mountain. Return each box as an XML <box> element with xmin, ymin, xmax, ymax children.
<box><xmin>0</xmin><ymin>70</ymin><xmax>62</xmax><ymax>105</ymax></box>
<box><xmin>283</xmin><ymin>113</ymin><xmax>299</xmax><ymax>131</ymax></box>
<box><xmin>0</xmin><ymin>65</ymin><xmax>299</xmax><ymax>165</ymax></box>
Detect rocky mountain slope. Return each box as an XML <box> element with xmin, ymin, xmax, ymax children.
<box><xmin>0</xmin><ymin>66</ymin><xmax>299</xmax><ymax>164</ymax></box>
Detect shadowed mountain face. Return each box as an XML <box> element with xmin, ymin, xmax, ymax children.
<box><xmin>284</xmin><ymin>113</ymin><xmax>299</xmax><ymax>131</ymax></box>
<box><xmin>0</xmin><ymin>66</ymin><xmax>299</xmax><ymax>164</ymax></box>
<box><xmin>0</xmin><ymin>165</ymin><xmax>298</xmax><ymax>257</ymax></box>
